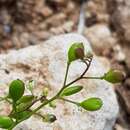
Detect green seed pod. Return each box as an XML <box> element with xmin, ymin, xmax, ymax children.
<box><xmin>43</xmin><ymin>114</ymin><xmax>57</xmax><ymax>123</ymax></box>
<box><xmin>0</xmin><ymin>116</ymin><xmax>14</xmax><ymax>129</ymax></box>
<box><xmin>68</xmin><ymin>42</ymin><xmax>84</xmax><ymax>64</ymax></box>
<box><xmin>9</xmin><ymin>79</ymin><xmax>25</xmax><ymax>102</ymax></box>
<box><xmin>60</xmin><ymin>85</ymin><xmax>83</xmax><ymax>96</ymax></box>
<box><xmin>17</xmin><ymin>95</ymin><xmax>34</xmax><ymax>104</ymax></box>
<box><xmin>103</xmin><ymin>69</ymin><xmax>125</xmax><ymax>83</ymax></box>
<box><xmin>80</xmin><ymin>97</ymin><xmax>102</xmax><ymax>111</ymax></box>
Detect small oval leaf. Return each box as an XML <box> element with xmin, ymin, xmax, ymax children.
<box><xmin>68</xmin><ymin>42</ymin><xmax>84</xmax><ymax>64</ymax></box>
<box><xmin>17</xmin><ymin>95</ymin><xmax>34</xmax><ymax>104</ymax></box>
<box><xmin>17</xmin><ymin>102</ymin><xmax>32</xmax><ymax>112</ymax></box>
<box><xmin>9</xmin><ymin>79</ymin><xmax>25</xmax><ymax>102</ymax></box>
<box><xmin>60</xmin><ymin>85</ymin><xmax>83</xmax><ymax>96</ymax></box>
<box><xmin>80</xmin><ymin>97</ymin><xmax>102</xmax><ymax>111</ymax></box>
<box><xmin>0</xmin><ymin>116</ymin><xmax>14</xmax><ymax>129</ymax></box>
<box><xmin>103</xmin><ymin>69</ymin><xmax>125</xmax><ymax>83</ymax></box>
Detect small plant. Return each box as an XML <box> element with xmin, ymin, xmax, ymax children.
<box><xmin>0</xmin><ymin>42</ymin><xmax>125</xmax><ymax>130</ymax></box>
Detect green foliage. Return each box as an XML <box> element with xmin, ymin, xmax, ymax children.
<box><xmin>80</xmin><ymin>98</ymin><xmax>103</xmax><ymax>111</ymax></box>
<box><xmin>16</xmin><ymin>102</ymin><xmax>32</xmax><ymax>112</ymax></box>
<box><xmin>60</xmin><ymin>85</ymin><xmax>83</xmax><ymax>96</ymax></box>
<box><xmin>102</xmin><ymin>69</ymin><xmax>125</xmax><ymax>83</ymax></box>
<box><xmin>0</xmin><ymin>116</ymin><xmax>14</xmax><ymax>129</ymax></box>
<box><xmin>11</xmin><ymin>111</ymin><xmax>31</xmax><ymax>121</ymax></box>
<box><xmin>9</xmin><ymin>79</ymin><xmax>25</xmax><ymax>102</ymax></box>
<box><xmin>17</xmin><ymin>95</ymin><xmax>34</xmax><ymax>104</ymax></box>
<box><xmin>0</xmin><ymin>42</ymin><xmax>124</xmax><ymax>130</ymax></box>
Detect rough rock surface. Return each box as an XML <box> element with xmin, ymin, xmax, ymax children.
<box><xmin>0</xmin><ymin>34</ymin><xmax>119</xmax><ymax>130</ymax></box>
<box><xmin>84</xmin><ymin>24</ymin><xmax>117</xmax><ymax>55</ymax></box>
<box><xmin>108</xmin><ymin>0</ymin><xmax>130</xmax><ymax>42</ymax></box>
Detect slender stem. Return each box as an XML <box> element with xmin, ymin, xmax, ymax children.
<box><xmin>34</xmin><ymin>112</ymin><xmax>45</xmax><ymax>119</ymax></box>
<box><xmin>13</xmin><ymin>103</ymin><xmax>19</xmax><ymax>123</ymax></box>
<box><xmin>13</xmin><ymin>103</ymin><xmax>17</xmax><ymax>112</ymax></box>
<box><xmin>28</xmin><ymin>109</ymin><xmax>45</xmax><ymax>119</ymax></box>
<box><xmin>65</xmin><ymin>76</ymin><xmax>81</xmax><ymax>88</ymax></box>
<box><xmin>63</xmin><ymin>63</ymin><xmax>70</xmax><ymax>86</ymax></box>
<box><xmin>56</xmin><ymin>63</ymin><xmax>70</xmax><ymax>97</ymax></box>
<box><xmin>59</xmin><ymin>97</ymin><xmax>80</xmax><ymax>106</ymax></box>
<box><xmin>64</xmin><ymin>58</ymin><xmax>93</xmax><ymax>88</ymax></box>
<box><xmin>82</xmin><ymin>76</ymin><xmax>103</xmax><ymax>79</ymax></box>
<box><xmin>12</xmin><ymin>96</ymin><xmax>46</xmax><ymax>115</ymax></box>
<box><xmin>32</xmin><ymin>96</ymin><xmax>57</xmax><ymax>114</ymax></box>
<box><xmin>5</xmin><ymin>99</ymin><xmax>12</xmax><ymax>104</ymax></box>
<box><xmin>80</xmin><ymin>58</ymin><xmax>92</xmax><ymax>77</ymax></box>
<box><xmin>64</xmin><ymin>76</ymin><xmax>103</xmax><ymax>89</ymax></box>
<box><xmin>0</xmin><ymin>97</ymin><xmax>12</xmax><ymax>104</ymax></box>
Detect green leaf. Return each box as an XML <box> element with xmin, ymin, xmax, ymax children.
<box><xmin>43</xmin><ymin>114</ymin><xmax>57</xmax><ymax>123</ymax></box>
<box><xmin>17</xmin><ymin>102</ymin><xmax>32</xmax><ymax>112</ymax></box>
<box><xmin>17</xmin><ymin>95</ymin><xmax>34</xmax><ymax>104</ymax></box>
<box><xmin>60</xmin><ymin>85</ymin><xmax>83</xmax><ymax>96</ymax></box>
<box><xmin>102</xmin><ymin>69</ymin><xmax>125</xmax><ymax>83</ymax></box>
<box><xmin>68</xmin><ymin>42</ymin><xmax>84</xmax><ymax>64</ymax></box>
<box><xmin>11</xmin><ymin>111</ymin><xmax>31</xmax><ymax>120</ymax></box>
<box><xmin>9</xmin><ymin>79</ymin><xmax>25</xmax><ymax>102</ymax></box>
<box><xmin>0</xmin><ymin>116</ymin><xmax>14</xmax><ymax>129</ymax></box>
<box><xmin>80</xmin><ymin>97</ymin><xmax>102</xmax><ymax>111</ymax></box>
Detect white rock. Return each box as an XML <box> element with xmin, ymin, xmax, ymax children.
<box><xmin>113</xmin><ymin>45</ymin><xmax>126</xmax><ymax>62</ymax></box>
<box><xmin>0</xmin><ymin>34</ymin><xmax>118</xmax><ymax>130</ymax></box>
<box><xmin>84</xmin><ymin>24</ymin><xmax>117</xmax><ymax>55</ymax></box>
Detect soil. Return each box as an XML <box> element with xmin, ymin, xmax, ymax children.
<box><xmin>0</xmin><ymin>0</ymin><xmax>130</xmax><ymax>130</ymax></box>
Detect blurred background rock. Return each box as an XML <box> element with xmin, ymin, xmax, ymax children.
<box><xmin>0</xmin><ymin>0</ymin><xmax>130</xmax><ymax>130</ymax></box>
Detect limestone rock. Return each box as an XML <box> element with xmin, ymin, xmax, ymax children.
<box><xmin>0</xmin><ymin>34</ymin><xmax>119</xmax><ymax>130</ymax></box>
<box><xmin>84</xmin><ymin>24</ymin><xmax>117</xmax><ymax>55</ymax></box>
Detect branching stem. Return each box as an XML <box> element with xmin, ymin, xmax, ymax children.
<box><xmin>8</xmin><ymin>58</ymin><xmax>95</xmax><ymax>130</ymax></box>
<box><xmin>59</xmin><ymin>97</ymin><xmax>80</xmax><ymax>106</ymax></box>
